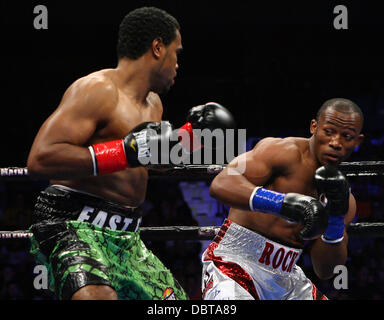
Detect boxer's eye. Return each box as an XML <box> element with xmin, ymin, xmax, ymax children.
<box><xmin>343</xmin><ymin>133</ymin><xmax>353</xmax><ymax>141</ymax></box>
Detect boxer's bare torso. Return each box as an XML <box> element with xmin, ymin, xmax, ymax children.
<box><xmin>27</xmin><ymin>10</ymin><xmax>184</xmax><ymax>300</ymax></box>
<box><xmin>228</xmin><ymin>138</ymin><xmax>321</xmax><ymax>248</ymax></box>
<box><xmin>28</xmin><ymin>28</ymin><xmax>182</xmax><ymax>208</ymax></box>
<box><xmin>218</xmin><ymin>136</ymin><xmax>356</xmax><ymax>249</ymax></box>
<box><xmin>28</xmin><ymin>68</ymin><xmax>162</xmax><ymax>207</ymax></box>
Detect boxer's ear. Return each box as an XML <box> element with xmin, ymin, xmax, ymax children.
<box><xmin>152</xmin><ymin>37</ymin><xmax>164</xmax><ymax>59</ymax></box>
<box><xmin>310</xmin><ymin>119</ymin><xmax>318</xmax><ymax>135</ymax></box>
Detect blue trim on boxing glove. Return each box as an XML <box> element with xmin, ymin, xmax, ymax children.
<box><xmin>323</xmin><ymin>215</ymin><xmax>345</xmax><ymax>240</ymax></box>
<box><xmin>249</xmin><ymin>187</ymin><xmax>286</xmax><ymax>215</ymax></box>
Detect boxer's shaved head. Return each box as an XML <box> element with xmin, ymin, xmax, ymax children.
<box><xmin>316</xmin><ymin>98</ymin><xmax>364</xmax><ymax>128</ymax></box>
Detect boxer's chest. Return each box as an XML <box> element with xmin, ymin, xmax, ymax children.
<box><xmin>95</xmin><ymin>92</ymin><xmax>162</xmax><ymax>141</ymax></box>
<box><xmin>267</xmin><ymin>161</ymin><xmax>319</xmax><ymax>199</ymax></box>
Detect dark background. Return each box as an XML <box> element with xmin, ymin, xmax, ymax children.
<box><xmin>1</xmin><ymin>0</ymin><xmax>384</xmax><ymax>167</ymax></box>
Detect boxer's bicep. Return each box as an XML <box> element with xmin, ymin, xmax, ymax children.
<box><xmin>209</xmin><ymin>138</ymin><xmax>291</xmax><ymax>209</ymax></box>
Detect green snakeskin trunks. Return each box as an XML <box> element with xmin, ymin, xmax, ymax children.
<box><xmin>29</xmin><ymin>185</ymin><xmax>187</xmax><ymax>300</ymax></box>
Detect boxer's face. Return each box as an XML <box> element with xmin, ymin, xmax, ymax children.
<box><xmin>152</xmin><ymin>29</ymin><xmax>182</xmax><ymax>94</ymax></box>
<box><xmin>310</xmin><ymin>107</ymin><xmax>364</xmax><ymax>166</ymax></box>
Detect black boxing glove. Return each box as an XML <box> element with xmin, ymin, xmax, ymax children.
<box><xmin>186</xmin><ymin>102</ymin><xmax>236</xmax><ymax>130</ymax></box>
<box><xmin>249</xmin><ymin>187</ymin><xmax>328</xmax><ymax>240</ymax></box>
<box><xmin>314</xmin><ymin>165</ymin><xmax>350</xmax><ymax>244</ymax></box>
<box><xmin>89</xmin><ymin>121</ymin><xmax>175</xmax><ymax>175</ymax></box>
<box><xmin>178</xmin><ymin>102</ymin><xmax>236</xmax><ymax>152</ymax></box>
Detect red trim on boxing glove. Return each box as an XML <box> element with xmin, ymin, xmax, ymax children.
<box><xmin>178</xmin><ymin>122</ymin><xmax>202</xmax><ymax>153</ymax></box>
<box><xmin>89</xmin><ymin>139</ymin><xmax>129</xmax><ymax>176</ymax></box>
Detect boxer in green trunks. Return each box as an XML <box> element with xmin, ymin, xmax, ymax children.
<box><xmin>29</xmin><ymin>185</ymin><xmax>186</xmax><ymax>300</ymax></box>
<box><xmin>27</xmin><ymin>7</ymin><xmax>235</xmax><ymax>300</ymax></box>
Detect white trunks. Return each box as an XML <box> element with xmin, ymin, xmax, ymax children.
<box><xmin>201</xmin><ymin>219</ymin><xmax>327</xmax><ymax>300</ymax></box>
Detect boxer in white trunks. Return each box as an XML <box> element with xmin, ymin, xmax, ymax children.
<box><xmin>203</xmin><ymin>98</ymin><xmax>364</xmax><ymax>300</ymax></box>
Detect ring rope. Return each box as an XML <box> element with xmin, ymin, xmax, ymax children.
<box><xmin>1</xmin><ymin>161</ymin><xmax>384</xmax><ymax>180</ymax></box>
<box><xmin>1</xmin><ymin>223</ymin><xmax>384</xmax><ymax>240</ymax></box>
<box><xmin>1</xmin><ymin>162</ymin><xmax>382</xmax><ymax>239</ymax></box>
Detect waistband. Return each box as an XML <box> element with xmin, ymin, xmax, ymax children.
<box><xmin>33</xmin><ymin>185</ymin><xmax>142</xmax><ymax>232</ymax></box>
<box><xmin>52</xmin><ymin>185</ymin><xmax>139</xmax><ymax>210</ymax></box>
<box><xmin>215</xmin><ymin>219</ymin><xmax>302</xmax><ymax>275</ymax></box>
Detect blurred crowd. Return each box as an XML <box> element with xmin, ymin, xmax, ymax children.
<box><xmin>0</xmin><ymin>173</ymin><xmax>383</xmax><ymax>300</ymax></box>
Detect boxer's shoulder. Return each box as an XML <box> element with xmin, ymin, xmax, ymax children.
<box><xmin>69</xmin><ymin>70</ymin><xmax>118</xmax><ymax>98</ymax></box>
<box><xmin>251</xmin><ymin>137</ymin><xmax>304</xmax><ymax>164</ymax></box>
<box><xmin>60</xmin><ymin>70</ymin><xmax>119</xmax><ymax>115</ymax></box>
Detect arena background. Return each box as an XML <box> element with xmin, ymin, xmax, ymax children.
<box><xmin>1</xmin><ymin>0</ymin><xmax>383</xmax><ymax>301</ymax></box>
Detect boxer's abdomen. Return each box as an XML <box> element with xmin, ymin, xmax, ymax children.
<box><xmin>51</xmin><ymin>166</ymin><xmax>148</xmax><ymax>207</ymax></box>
